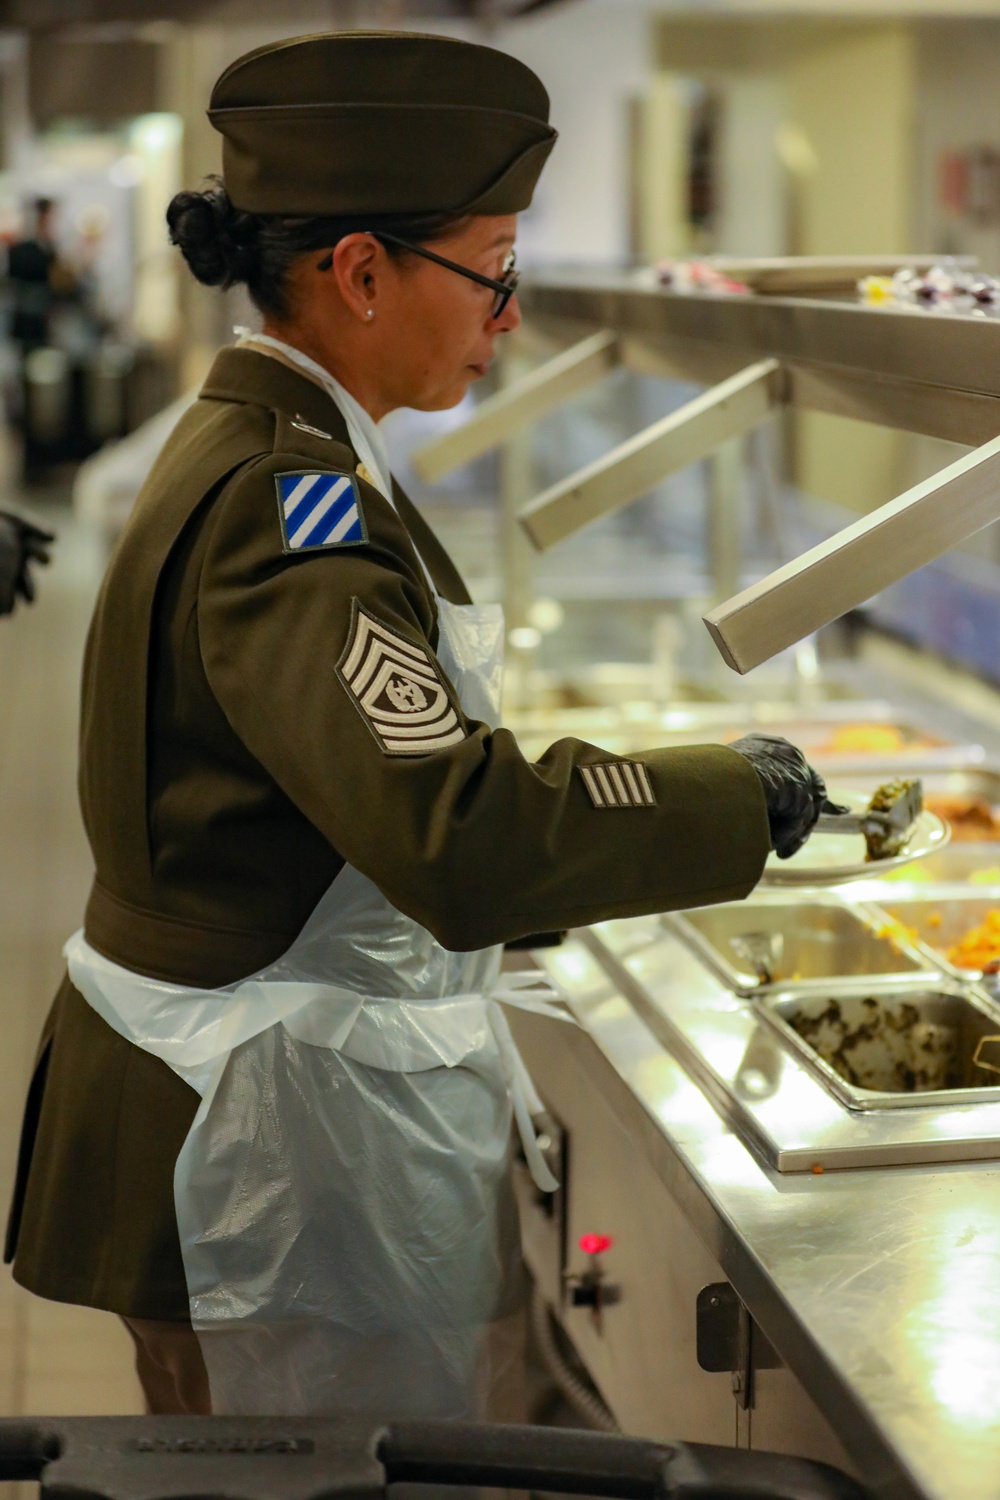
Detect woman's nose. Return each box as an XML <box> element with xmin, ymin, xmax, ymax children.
<box><xmin>495</xmin><ymin>293</ymin><xmax>521</xmax><ymax>334</ymax></box>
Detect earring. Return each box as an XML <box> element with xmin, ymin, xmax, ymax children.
<box><xmin>366</xmin><ymin>308</ymin><xmax>374</xmax><ymax>320</ymax></box>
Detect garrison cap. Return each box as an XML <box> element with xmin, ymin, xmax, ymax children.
<box><xmin>208</xmin><ymin>31</ymin><xmax>557</xmax><ymax>217</ymax></box>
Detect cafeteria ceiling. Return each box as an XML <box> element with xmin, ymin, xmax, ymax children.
<box><xmin>0</xmin><ymin>0</ymin><xmax>562</xmax><ymax>23</ymax></box>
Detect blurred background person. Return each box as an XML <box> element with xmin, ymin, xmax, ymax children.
<box><xmin>7</xmin><ymin>199</ymin><xmax>65</xmax><ymax>357</ymax></box>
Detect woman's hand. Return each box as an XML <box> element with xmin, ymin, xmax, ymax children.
<box><xmin>0</xmin><ymin>510</ymin><xmax>54</xmax><ymax>616</ymax></box>
<box><xmin>730</xmin><ymin>733</ymin><xmax>833</xmax><ymax>860</ymax></box>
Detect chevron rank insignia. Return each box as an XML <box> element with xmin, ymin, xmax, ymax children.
<box><xmin>276</xmin><ymin>470</ymin><xmax>367</xmax><ymax>553</ymax></box>
<box><xmin>337</xmin><ymin>603</ymin><xmax>467</xmax><ymax>757</ymax></box>
<box><xmin>580</xmin><ymin>761</ymin><xmax>656</xmax><ymax>809</ymax></box>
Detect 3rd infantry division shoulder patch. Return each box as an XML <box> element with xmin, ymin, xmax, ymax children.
<box><xmin>337</xmin><ymin>602</ymin><xmax>468</xmax><ymax>757</ymax></box>
<box><xmin>276</xmin><ymin>470</ymin><xmax>368</xmax><ymax>552</ymax></box>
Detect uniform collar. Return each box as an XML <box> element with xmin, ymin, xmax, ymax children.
<box><xmin>236</xmin><ymin>331</ymin><xmax>394</xmax><ymax>505</ymax></box>
<box><xmin>200</xmin><ymin>344</ymin><xmax>354</xmax><ymax>448</ymax></box>
<box><xmin>201</xmin><ymin>343</ymin><xmax>439</xmax><ymax>598</ymax></box>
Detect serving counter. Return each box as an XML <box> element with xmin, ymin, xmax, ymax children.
<box><xmin>510</xmin><ymin>915</ymin><xmax>1000</xmax><ymax>1500</ymax></box>
<box><xmin>506</xmin><ymin>718</ymin><xmax>1000</xmax><ymax>1500</ymax></box>
<box><xmin>467</xmin><ymin>272</ymin><xmax>1000</xmax><ymax>1500</ymax></box>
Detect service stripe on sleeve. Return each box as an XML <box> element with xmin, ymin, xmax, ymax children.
<box><xmin>579</xmin><ymin>761</ymin><xmax>657</xmax><ymax>809</ymax></box>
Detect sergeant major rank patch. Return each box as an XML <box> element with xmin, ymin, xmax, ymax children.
<box><xmin>276</xmin><ymin>470</ymin><xmax>368</xmax><ymax>553</ymax></box>
<box><xmin>337</xmin><ymin>602</ymin><xmax>467</xmax><ymax>757</ymax></box>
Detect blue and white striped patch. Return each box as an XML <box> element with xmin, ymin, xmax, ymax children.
<box><xmin>275</xmin><ymin>470</ymin><xmax>368</xmax><ymax>554</ymax></box>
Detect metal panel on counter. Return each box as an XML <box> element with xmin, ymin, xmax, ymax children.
<box><xmin>510</xmin><ymin>922</ymin><xmax>1000</xmax><ymax>1500</ymax></box>
<box><xmin>554</xmin><ymin>920</ymin><xmax>1000</xmax><ymax>1170</ymax></box>
<box><xmin>518</xmin><ymin>270</ymin><xmax>1000</xmax><ymax>434</ymax></box>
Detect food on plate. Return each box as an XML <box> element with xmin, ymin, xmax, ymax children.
<box><xmin>864</xmin><ymin>777</ymin><xmax>923</xmax><ymax>862</ymax></box>
<box><xmin>946</xmin><ymin>909</ymin><xmax>1000</xmax><ymax>971</ymax></box>
<box><xmin>924</xmin><ymin>793</ymin><xmax>1000</xmax><ymax>842</ymax></box>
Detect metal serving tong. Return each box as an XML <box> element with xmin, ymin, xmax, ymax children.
<box><xmin>730</xmin><ymin>931</ymin><xmax>783</xmax><ymax>985</ymax></box>
<box><xmin>814</xmin><ymin>780</ymin><xmax>924</xmax><ymax>854</ymax></box>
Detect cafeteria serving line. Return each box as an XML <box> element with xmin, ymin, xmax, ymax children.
<box><xmin>454</xmin><ymin>265</ymin><xmax>1000</xmax><ymax>1500</ymax></box>
<box><xmin>14</xmin><ymin>6</ymin><xmax>1000</xmax><ymax>1497</ymax></box>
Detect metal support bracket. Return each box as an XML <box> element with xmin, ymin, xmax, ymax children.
<box><xmin>704</xmin><ymin>428</ymin><xmax>1000</xmax><ymax>674</ymax></box>
<box><xmin>695</xmin><ymin>1282</ymin><xmax>781</xmax><ymax>1411</ymax></box>
<box><xmin>518</xmin><ymin>359</ymin><xmax>783</xmax><ymax>552</ymax></box>
<box><xmin>410</xmin><ymin>329</ymin><xmax>619</xmax><ymax>483</ymax></box>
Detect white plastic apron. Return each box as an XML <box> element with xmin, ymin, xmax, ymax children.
<box><xmin>68</xmin><ymin>492</ymin><xmax>569</xmax><ymax>1418</ymax></box>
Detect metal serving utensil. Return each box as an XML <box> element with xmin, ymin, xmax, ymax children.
<box><xmin>814</xmin><ymin>780</ymin><xmax>924</xmax><ymax>851</ymax></box>
<box><xmin>730</xmin><ymin>931</ymin><xmax>784</xmax><ymax>986</ymax></box>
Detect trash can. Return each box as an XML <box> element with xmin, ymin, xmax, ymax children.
<box><xmin>23</xmin><ymin>346</ymin><xmax>71</xmax><ymax>447</ymax></box>
<box><xmin>85</xmin><ymin>343</ymin><xmax>134</xmax><ymax>445</ymax></box>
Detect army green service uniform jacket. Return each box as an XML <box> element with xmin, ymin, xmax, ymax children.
<box><xmin>5</xmin><ymin>347</ymin><xmax>770</xmax><ymax>1320</ymax></box>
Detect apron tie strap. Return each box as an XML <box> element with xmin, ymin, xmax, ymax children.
<box><xmin>488</xmin><ymin>974</ymin><xmax>574</xmax><ymax>1196</ymax></box>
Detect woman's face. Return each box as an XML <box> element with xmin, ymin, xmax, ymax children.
<box><xmin>278</xmin><ymin>213</ymin><xmax>522</xmax><ymax>421</ymax></box>
<box><xmin>375</xmin><ymin>214</ymin><xmax>521</xmax><ymax>411</ymax></box>
<box><xmin>289</xmin><ymin>214</ymin><xmax>521</xmax><ymax>420</ymax></box>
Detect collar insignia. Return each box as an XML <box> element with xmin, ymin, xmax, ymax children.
<box><xmin>290</xmin><ymin>415</ymin><xmax>333</xmax><ymax>439</ymax></box>
<box><xmin>276</xmin><ymin>470</ymin><xmax>367</xmax><ymax>553</ymax></box>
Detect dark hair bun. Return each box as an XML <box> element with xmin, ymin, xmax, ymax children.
<box><xmin>166</xmin><ymin>180</ymin><xmax>259</xmax><ymax>289</ymax></box>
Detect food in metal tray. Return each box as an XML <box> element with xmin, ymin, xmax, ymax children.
<box><xmin>787</xmin><ymin>996</ymin><xmax>957</xmax><ymax>1092</ymax></box>
<box><xmin>815</xmin><ymin>724</ymin><xmax>942</xmax><ymax>755</ymax></box>
<box><xmin>946</xmin><ymin>909</ymin><xmax>1000</xmax><ymax>970</ymax></box>
<box><xmin>924</xmin><ymin>793</ymin><xmax>1000</xmax><ymax>842</ymax></box>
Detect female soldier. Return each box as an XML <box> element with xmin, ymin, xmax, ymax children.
<box><xmin>5</xmin><ymin>32</ymin><xmax>827</xmax><ymax>1420</ymax></box>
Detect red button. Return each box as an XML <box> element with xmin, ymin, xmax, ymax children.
<box><xmin>579</xmin><ymin>1233</ymin><xmax>613</xmax><ymax>1256</ymax></box>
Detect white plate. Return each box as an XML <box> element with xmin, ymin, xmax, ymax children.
<box><xmin>762</xmin><ymin>787</ymin><xmax>951</xmax><ymax>887</ymax></box>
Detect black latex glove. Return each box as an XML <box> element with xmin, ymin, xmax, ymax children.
<box><xmin>731</xmin><ymin>732</ymin><xmax>835</xmax><ymax>860</ymax></box>
<box><xmin>0</xmin><ymin>510</ymin><xmax>54</xmax><ymax>616</ymax></box>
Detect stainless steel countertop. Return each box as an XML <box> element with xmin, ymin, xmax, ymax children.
<box><xmin>534</xmin><ymin>926</ymin><xmax>1000</xmax><ymax>1500</ymax></box>
<box><xmin>517</xmin><ymin>268</ymin><xmax>1000</xmax><ymax>448</ymax></box>
<box><xmin>575</xmin><ymin>916</ymin><xmax>1000</xmax><ymax>1168</ymax></box>
<box><xmin>519</xmin><ymin>268</ymin><xmax>1000</xmax><ymax>398</ymax></box>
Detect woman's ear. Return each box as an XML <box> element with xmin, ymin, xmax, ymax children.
<box><xmin>331</xmin><ymin>233</ymin><xmax>382</xmax><ymax>323</ymax></box>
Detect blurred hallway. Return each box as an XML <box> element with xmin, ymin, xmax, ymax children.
<box><xmin>0</xmin><ymin>498</ymin><xmax>140</xmax><ymax>1417</ymax></box>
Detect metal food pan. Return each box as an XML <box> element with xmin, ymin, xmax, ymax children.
<box><xmin>665</xmin><ymin>898</ymin><xmax>931</xmax><ymax>994</ymax></box>
<box><xmin>866</xmin><ymin>894</ymin><xmax>1000</xmax><ymax>981</ymax></box>
<box><xmin>508</xmin><ymin>704</ymin><xmax>952</xmax><ymax>761</ymax></box>
<box><xmin>835</xmin><ymin>763</ymin><xmax>1000</xmax><ymax>823</ymax></box>
<box><xmin>854</xmin><ymin>842</ymin><xmax>1000</xmax><ymax>890</ymax></box>
<box><xmin>757</xmin><ymin>981</ymin><xmax>1000</xmax><ymax>1111</ymax></box>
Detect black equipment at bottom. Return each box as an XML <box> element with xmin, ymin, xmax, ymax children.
<box><xmin>0</xmin><ymin>1417</ymin><xmax>866</xmax><ymax>1500</ymax></box>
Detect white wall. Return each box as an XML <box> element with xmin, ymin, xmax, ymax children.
<box><xmin>487</xmin><ymin>0</ymin><xmax>655</xmax><ymax>265</ymax></box>
<box><xmin>715</xmin><ymin>75</ymin><xmax>788</xmax><ymax>257</ymax></box>
<box><xmin>913</xmin><ymin>20</ymin><xmax>1000</xmax><ymax>269</ymax></box>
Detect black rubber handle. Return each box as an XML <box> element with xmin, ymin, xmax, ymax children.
<box><xmin>381</xmin><ymin>1422</ymin><xmax>673</xmax><ymax>1496</ymax></box>
<box><xmin>0</xmin><ymin>1421</ymin><xmax>60</xmax><ymax>1481</ymax></box>
<box><xmin>0</xmin><ymin>1416</ymin><xmax>868</xmax><ymax>1500</ymax></box>
<box><xmin>381</xmin><ymin>1423</ymin><xmax>868</xmax><ymax>1500</ymax></box>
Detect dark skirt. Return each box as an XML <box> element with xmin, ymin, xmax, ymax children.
<box><xmin>5</xmin><ymin>974</ymin><xmax>197</xmax><ymax>1319</ymax></box>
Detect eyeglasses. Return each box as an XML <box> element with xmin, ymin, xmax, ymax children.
<box><xmin>316</xmin><ymin>233</ymin><xmax>520</xmax><ymax>320</ymax></box>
